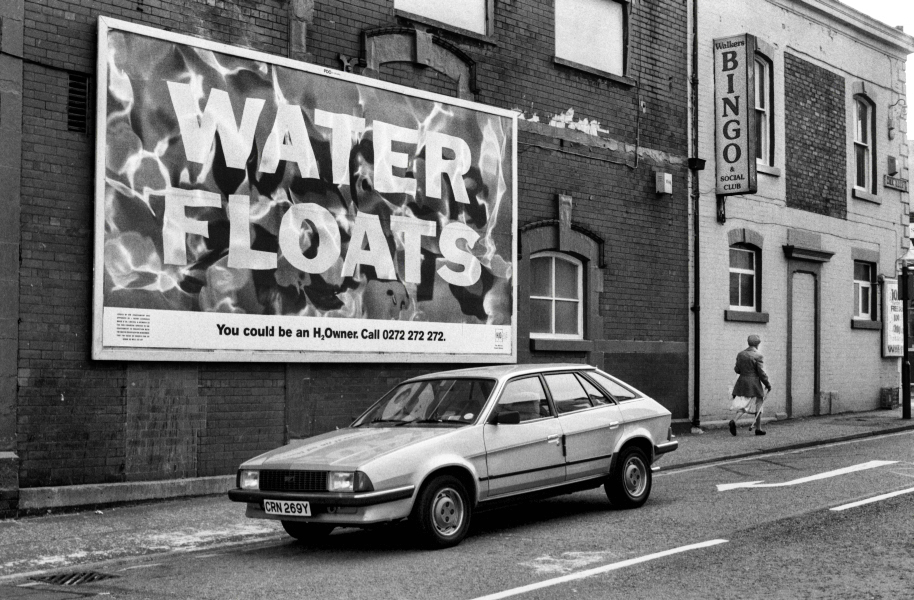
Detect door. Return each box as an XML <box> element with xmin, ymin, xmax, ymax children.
<box><xmin>791</xmin><ymin>272</ymin><xmax>816</xmax><ymax>416</ymax></box>
<box><xmin>542</xmin><ymin>372</ymin><xmax>623</xmax><ymax>481</ymax></box>
<box><xmin>483</xmin><ymin>376</ymin><xmax>566</xmax><ymax>496</ymax></box>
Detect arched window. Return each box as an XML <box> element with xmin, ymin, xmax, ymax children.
<box><xmin>853</xmin><ymin>95</ymin><xmax>876</xmax><ymax>193</ymax></box>
<box><xmin>530</xmin><ymin>251</ymin><xmax>584</xmax><ymax>339</ymax></box>
<box><xmin>729</xmin><ymin>243</ymin><xmax>761</xmax><ymax>312</ymax></box>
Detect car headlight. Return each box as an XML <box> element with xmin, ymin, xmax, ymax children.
<box><xmin>239</xmin><ymin>470</ymin><xmax>260</xmax><ymax>490</ymax></box>
<box><xmin>329</xmin><ymin>471</ymin><xmax>374</xmax><ymax>492</ymax></box>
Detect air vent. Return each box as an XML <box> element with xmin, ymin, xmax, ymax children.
<box><xmin>67</xmin><ymin>73</ymin><xmax>90</xmax><ymax>133</ymax></box>
<box><xmin>31</xmin><ymin>571</ymin><xmax>118</xmax><ymax>586</ymax></box>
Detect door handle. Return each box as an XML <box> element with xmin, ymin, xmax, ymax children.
<box><xmin>609</xmin><ymin>421</ymin><xmax>621</xmax><ymax>430</ymax></box>
<box><xmin>546</xmin><ymin>434</ymin><xmax>561</xmax><ymax>444</ymax></box>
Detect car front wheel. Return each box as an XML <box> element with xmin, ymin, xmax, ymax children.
<box><xmin>413</xmin><ymin>475</ymin><xmax>471</xmax><ymax>549</ymax></box>
<box><xmin>281</xmin><ymin>520</ymin><xmax>335</xmax><ymax>542</ymax></box>
<box><xmin>605</xmin><ymin>446</ymin><xmax>652</xmax><ymax>508</ymax></box>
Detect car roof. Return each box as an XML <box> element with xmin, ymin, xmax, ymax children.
<box><xmin>404</xmin><ymin>363</ymin><xmax>596</xmax><ymax>383</ymax></box>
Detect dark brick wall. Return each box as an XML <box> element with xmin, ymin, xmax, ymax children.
<box><xmin>784</xmin><ymin>52</ymin><xmax>847</xmax><ymax>219</ymax></box>
<box><xmin>15</xmin><ymin>0</ymin><xmax>690</xmax><ymax>487</ymax></box>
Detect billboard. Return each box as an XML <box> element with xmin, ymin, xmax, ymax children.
<box><xmin>882</xmin><ymin>278</ymin><xmax>903</xmax><ymax>357</ymax></box>
<box><xmin>713</xmin><ymin>34</ymin><xmax>758</xmax><ymax>196</ymax></box>
<box><xmin>92</xmin><ymin>18</ymin><xmax>517</xmax><ymax>363</ymax></box>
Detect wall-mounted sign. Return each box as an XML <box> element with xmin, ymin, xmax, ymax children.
<box><xmin>92</xmin><ymin>18</ymin><xmax>517</xmax><ymax>363</ymax></box>
<box><xmin>883</xmin><ymin>278</ymin><xmax>903</xmax><ymax>357</ymax></box>
<box><xmin>713</xmin><ymin>34</ymin><xmax>758</xmax><ymax>196</ymax></box>
<box><xmin>884</xmin><ymin>175</ymin><xmax>909</xmax><ymax>192</ymax></box>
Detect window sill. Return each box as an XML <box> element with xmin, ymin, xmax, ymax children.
<box><xmin>852</xmin><ymin>188</ymin><xmax>880</xmax><ymax>204</ymax></box>
<box><xmin>394</xmin><ymin>10</ymin><xmax>496</xmax><ymax>45</ymax></box>
<box><xmin>851</xmin><ymin>319</ymin><xmax>881</xmax><ymax>330</ymax></box>
<box><xmin>530</xmin><ymin>338</ymin><xmax>594</xmax><ymax>352</ymax></box>
<box><xmin>553</xmin><ymin>57</ymin><xmax>635</xmax><ymax>87</ymax></box>
<box><xmin>757</xmin><ymin>164</ymin><xmax>781</xmax><ymax>177</ymax></box>
<box><xmin>724</xmin><ymin>310</ymin><xmax>770</xmax><ymax>323</ymax></box>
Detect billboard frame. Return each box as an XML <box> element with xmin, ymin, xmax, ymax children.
<box><xmin>92</xmin><ymin>17</ymin><xmax>518</xmax><ymax>364</ymax></box>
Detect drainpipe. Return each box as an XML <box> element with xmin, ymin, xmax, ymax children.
<box><xmin>689</xmin><ymin>0</ymin><xmax>703</xmax><ymax>430</ymax></box>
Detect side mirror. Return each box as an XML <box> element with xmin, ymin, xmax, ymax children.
<box><xmin>491</xmin><ymin>410</ymin><xmax>520</xmax><ymax>425</ymax></box>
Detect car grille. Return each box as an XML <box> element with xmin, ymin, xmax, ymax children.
<box><xmin>259</xmin><ymin>470</ymin><xmax>328</xmax><ymax>492</ymax></box>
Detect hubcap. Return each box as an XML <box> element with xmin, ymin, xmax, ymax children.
<box><xmin>623</xmin><ymin>456</ymin><xmax>647</xmax><ymax>497</ymax></box>
<box><xmin>431</xmin><ymin>487</ymin><xmax>464</xmax><ymax>537</ymax></box>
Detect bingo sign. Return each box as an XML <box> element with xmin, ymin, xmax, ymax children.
<box><xmin>713</xmin><ymin>34</ymin><xmax>758</xmax><ymax>196</ymax></box>
<box><xmin>92</xmin><ymin>18</ymin><xmax>517</xmax><ymax>363</ymax></box>
<box><xmin>883</xmin><ymin>278</ymin><xmax>903</xmax><ymax>357</ymax></box>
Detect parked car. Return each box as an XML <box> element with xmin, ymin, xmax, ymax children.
<box><xmin>228</xmin><ymin>363</ymin><xmax>677</xmax><ymax>548</ymax></box>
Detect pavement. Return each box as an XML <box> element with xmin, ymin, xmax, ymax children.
<box><xmin>0</xmin><ymin>406</ymin><xmax>912</xmax><ymax>590</ymax></box>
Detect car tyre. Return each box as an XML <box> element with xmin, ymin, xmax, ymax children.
<box><xmin>413</xmin><ymin>475</ymin><xmax>471</xmax><ymax>549</ymax></box>
<box><xmin>281</xmin><ymin>520</ymin><xmax>335</xmax><ymax>542</ymax></box>
<box><xmin>605</xmin><ymin>446</ymin><xmax>652</xmax><ymax>509</ymax></box>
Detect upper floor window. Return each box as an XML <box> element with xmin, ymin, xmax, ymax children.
<box><xmin>395</xmin><ymin>0</ymin><xmax>488</xmax><ymax>36</ymax></box>
<box><xmin>530</xmin><ymin>251</ymin><xmax>583</xmax><ymax>339</ymax></box>
<box><xmin>853</xmin><ymin>261</ymin><xmax>875</xmax><ymax>320</ymax></box>
<box><xmin>754</xmin><ymin>54</ymin><xmax>774</xmax><ymax>167</ymax></box>
<box><xmin>555</xmin><ymin>0</ymin><xmax>627</xmax><ymax>77</ymax></box>
<box><xmin>854</xmin><ymin>96</ymin><xmax>875</xmax><ymax>193</ymax></box>
<box><xmin>729</xmin><ymin>244</ymin><xmax>760</xmax><ymax>311</ymax></box>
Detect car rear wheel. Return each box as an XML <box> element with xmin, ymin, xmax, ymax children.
<box><xmin>413</xmin><ymin>475</ymin><xmax>471</xmax><ymax>549</ymax></box>
<box><xmin>281</xmin><ymin>520</ymin><xmax>335</xmax><ymax>542</ymax></box>
<box><xmin>605</xmin><ymin>446</ymin><xmax>652</xmax><ymax>508</ymax></box>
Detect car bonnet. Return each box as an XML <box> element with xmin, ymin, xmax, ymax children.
<box><xmin>243</xmin><ymin>426</ymin><xmax>458</xmax><ymax>470</ymax></box>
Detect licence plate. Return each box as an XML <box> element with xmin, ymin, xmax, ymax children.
<box><xmin>263</xmin><ymin>499</ymin><xmax>311</xmax><ymax>517</ymax></box>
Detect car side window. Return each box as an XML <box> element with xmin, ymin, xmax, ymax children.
<box><xmin>495</xmin><ymin>377</ymin><xmax>552</xmax><ymax>422</ymax></box>
<box><xmin>589</xmin><ymin>372</ymin><xmax>640</xmax><ymax>401</ymax></box>
<box><xmin>575</xmin><ymin>373</ymin><xmax>612</xmax><ymax>405</ymax></box>
<box><xmin>543</xmin><ymin>373</ymin><xmax>593</xmax><ymax>414</ymax></box>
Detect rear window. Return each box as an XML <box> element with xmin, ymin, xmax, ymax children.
<box><xmin>588</xmin><ymin>371</ymin><xmax>640</xmax><ymax>401</ymax></box>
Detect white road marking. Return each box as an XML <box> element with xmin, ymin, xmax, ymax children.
<box><xmin>468</xmin><ymin>539</ymin><xmax>728</xmax><ymax>600</ymax></box>
<box><xmin>830</xmin><ymin>486</ymin><xmax>914</xmax><ymax>512</ymax></box>
<box><xmin>716</xmin><ymin>460</ymin><xmax>897</xmax><ymax>491</ymax></box>
<box><xmin>659</xmin><ymin>430</ymin><xmax>914</xmax><ymax>478</ymax></box>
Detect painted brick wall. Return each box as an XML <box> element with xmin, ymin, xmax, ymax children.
<box><xmin>784</xmin><ymin>52</ymin><xmax>847</xmax><ymax>219</ymax></box>
<box><xmin>15</xmin><ymin>0</ymin><xmax>689</xmax><ymax>487</ymax></box>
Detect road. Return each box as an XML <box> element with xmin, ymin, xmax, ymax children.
<box><xmin>4</xmin><ymin>431</ymin><xmax>913</xmax><ymax>599</ymax></box>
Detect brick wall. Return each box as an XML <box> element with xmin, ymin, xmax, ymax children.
<box><xmin>784</xmin><ymin>52</ymin><xmax>847</xmax><ymax>219</ymax></box>
<box><xmin>13</xmin><ymin>0</ymin><xmax>689</xmax><ymax>487</ymax></box>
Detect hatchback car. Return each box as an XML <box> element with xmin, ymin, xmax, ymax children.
<box><xmin>228</xmin><ymin>364</ymin><xmax>677</xmax><ymax>548</ymax></box>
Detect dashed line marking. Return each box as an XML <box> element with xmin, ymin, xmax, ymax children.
<box><xmin>830</xmin><ymin>487</ymin><xmax>914</xmax><ymax>512</ymax></box>
<box><xmin>467</xmin><ymin>539</ymin><xmax>728</xmax><ymax>600</ymax></box>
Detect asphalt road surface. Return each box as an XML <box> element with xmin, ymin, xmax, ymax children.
<box><xmin>5</xmin><ymin>431</ymin><xmax>914</xmax><ymax>600</ymax></box>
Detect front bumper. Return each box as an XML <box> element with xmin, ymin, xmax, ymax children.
<box><xmin>227</xmin><ymin>485</ymin><xmax>415</xmax><ymax>507</ymax></box>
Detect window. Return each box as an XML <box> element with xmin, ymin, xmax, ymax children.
<box><xmin>395</xmin><ymin>0</ymin><xmax>488</xmax><ymax>36</ymax></box>
<box><xmin>555</xmin><ymin>0</ymin><xmax>626</xmax><ymax>77</ymax></box>
<box><xmin>494</xmin><ymin>377</ymin><xmax>552</xmax><ymax>423</ymax></box>
<box><xmin>754</xmin><ymin>55</ymin><xmax>774</xmax><ymax>167</ymax></box>
<box><xmin>729</xmin><ymin>245</ymin><xmax>760</xmax><ymax>311</ymax></box>
<box><xmin>854</xmin><ymin>96</ymin><xmax>875</xmax><ymax>192</ymax></box>
<box><xmin>544</xmin><ymin>373</ymin><xmax>593</xmax><ymax>414</ymax></box>
<box><xmin>853</xmin><ymin>261</ymin><xmax>875</xmax><ymax>320</ymax></box>
<box><xmin>587</xmin><ymin>371</ymin><xmax>640</xmax><ymax>401</ymax></box>
<box><xmin>530</xmin><ymin>252</ymin><xmax>583</xmax><ymax>339</ymax></box>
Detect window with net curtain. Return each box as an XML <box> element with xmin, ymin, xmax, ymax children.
<box><xmin>853</xmin><ymin>261</ymin><xmax>874</xmax><ymax>320</ymax></box>
<box><xmin>729</xmin><ymin>245</ymin><xmax>759</xmax><ymax>311</ymax></box>
<box><xmin>530</xmin><ymin>251</ymin><xmax>583</xmax><ymax>339</ymax></box>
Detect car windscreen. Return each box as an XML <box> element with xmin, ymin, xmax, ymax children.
<box><xmin>352</xmin><ymin>378</ymin><xmax>496</xmax><ymax>427</ymax></box>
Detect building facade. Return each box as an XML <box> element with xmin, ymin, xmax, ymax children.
<box><xmin>692</xmin><ymin>0</ymin><xmax>914</xmax><ymax>427</ymax></box>
<box><xmin>0</xmin><ymin>0</ymin><xmax>690</xmax><ymax>515</ymax></box>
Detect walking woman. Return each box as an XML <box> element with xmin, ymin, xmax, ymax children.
<box><xmin>730</xmin><ymin>334</ymin><xmax>772</xmax><ymax>436</ymax></box>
